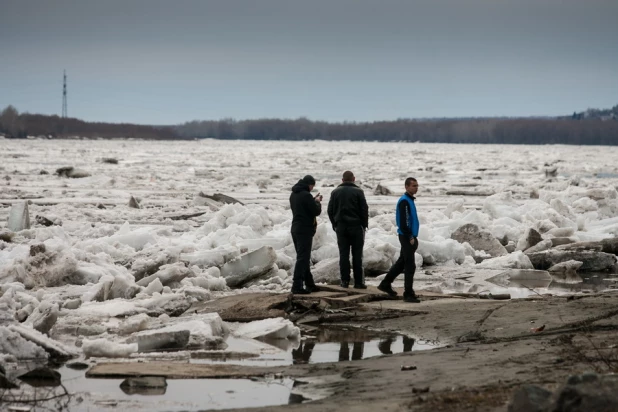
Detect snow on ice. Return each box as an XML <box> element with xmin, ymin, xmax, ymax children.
<box><xmin>1</xmin><ymin>139</ymin><xmax>618</xmax><ymax>367</ymax></box>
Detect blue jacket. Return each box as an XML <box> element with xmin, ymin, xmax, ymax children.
<box><xmin>395</xmin><ymin>193</ymin><xmax>419</xmax><ymax>239</ymax></box>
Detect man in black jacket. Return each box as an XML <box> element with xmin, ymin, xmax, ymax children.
<box><xmin>290</xmin><ymin>175</ymin><xmax>323</xmax><ymax>294</ymax></box>
<box><xmin>327</xmin><ymin>171</ymin><xmax>369</xmax><ymax>288</ymax></box>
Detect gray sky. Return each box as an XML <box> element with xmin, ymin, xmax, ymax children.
<box><xmin>1</xmin><ymin>0</ymin><xmax>617</xmax><ymax>124</ymax></box>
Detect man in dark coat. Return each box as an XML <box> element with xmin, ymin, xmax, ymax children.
<box><xmin>378</xmin><ymin>177</ymin><xmax>421</xmax><ymax>303</ymax></box>
<box><xmin>290</xmin><ymin>175</ymin><xmax>322</xmax><ymax>294</ymax></box>
<box><xmin>327</xmin><ymin>171</ymin><xmax>369</xmax><ymax>288</ymax></box>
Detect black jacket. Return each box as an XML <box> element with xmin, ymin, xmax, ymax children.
<box><xmin>327</xmin><ymin>182</ymin><xmax>369</xmax><ymax>230</ymax></box>
<box><xmin>290</xmin><ymin>180</ymin><xmax>322</xmax><ymax>235</ymax></box>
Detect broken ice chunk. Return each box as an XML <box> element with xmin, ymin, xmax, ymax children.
<box><xmin>232</xmin><ymin>318</ymin><xmax>300</xmax><ymax>340</ymax></box>
<box><xmin>83</xmin><ymin>338</ymin><xmax>138</xmax><ymax>358</ymax></box>
<box><xmin>7</xmin><ymin>201</ymin><xmax>30</xmax><ymax>231</ymax></box>
<box><xmin>221</xmin><ymin>246</ymin><xmax>277</xmax><ymax>288</ymax></box>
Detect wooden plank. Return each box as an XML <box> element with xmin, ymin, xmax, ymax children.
<box><xmin>293</xmin><ymin>291</ymin><xmax>348</xmax><ymax>300</ymax></box>
<box><xmin>392</xmin><ymin>288</ymin><xmax>466</xmax><ymax>299</ymax></box>
<box><xmin>86</xmin><ymin>362</ymin><xmax>269</xmax><ymax>379</ymax></box>
<box><xmin>321</xmin><ymin>294</ymin><xmax>372</xmax><ymax>309</ymax></box>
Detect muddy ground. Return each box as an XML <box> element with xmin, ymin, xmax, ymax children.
<box><xmin>69</xmin><ymin>286</ymin><xmax>618</xmax><ymax>411</ymax></box>
<box><xmin>213</xmin><ymin>288</ymin><xmax>618</xmax><ymax>412</ymax></box>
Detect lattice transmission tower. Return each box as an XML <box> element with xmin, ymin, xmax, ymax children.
<box><xmin>62</xmin><ymin>70</ymin><xmax>67</xmax><ymax>118</ymax></box>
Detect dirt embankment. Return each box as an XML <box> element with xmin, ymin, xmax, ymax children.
<box><xmin>229</xmin><ymin>293</ymin><xmax>618</xmax><ymax>412</ymax></box>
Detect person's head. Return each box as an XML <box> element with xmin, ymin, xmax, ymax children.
<box><xmin>342</xmin><ymin>171</ymin><xmax>355</xmax><ymax>182</ymax></box>
<box><xmin>302</xmin><ymin>175</ymin><xmax>316</xmax><ymax>191</ymax></box>
<box><xmin>404</xmin><ymin>177</ymin><xmax>418</xmax><ymax>196</ymax></box>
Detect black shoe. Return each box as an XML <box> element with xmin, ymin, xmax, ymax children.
<box><xmin>340</xmin><ymin>281</ymin><xmax>349</xmax><ymax>288</ymax></box>
<box><xmin>403</xmin><ymin>294</ymin><xmax>420</xmax><ymax>303</ymax></box>
<box><xmin>377</xmin><ymin>283</ymin><xmax>398</xmax><ymax>297</ymax></box>
<box><xmin>353</xmin><ymin>284</ymin><xmax>367</xmax><ymax>289</ymax></box>
<box><xmin>306</xmin><ymin>285</ymin><xmax>321</xmax><ymax>293</ymax></box>
<box><xmin>291</xmin><ymin>288</ymin><xmax>311</xmax><ymax>295</ymax></box>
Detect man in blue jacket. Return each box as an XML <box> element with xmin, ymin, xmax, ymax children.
<box><xmin>378</xmin><ymin>177</ymin><xmax>421</xmax><ymax>303</ymax></box>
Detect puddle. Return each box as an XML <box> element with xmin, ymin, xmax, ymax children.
<box><xmin>289</xmin><ymin>327</ymin><xmax>439</xmax><ymax>365</ymax></box>
<box><xmin>488</xmin><ymin>273</ymin><xmax>618</xmax><ymax>297</ymax></box>
<box><xmin>2</xmin><ymin>366</ymin><xmax>298</xmax><ymax>412</ymax></box>
<box><xmin>1</xmin><ymin>327</ymin><xmax>438</xmax><ymax>411</ymax></box>
<box><xmin>483</xmin><ymin>271</ymin><xmax>618</xmax><ymax>298</ymax></box>
<box><xmin>191</xmin><ymin>326</ymin><xmax>441</xmax><ymax>367</ymax></box>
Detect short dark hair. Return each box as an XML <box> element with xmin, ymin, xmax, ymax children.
<box><xmin>404</xmin><ymin>177</ymin><xmax>417</xmax><ymax>187</ymax></box>
<box><xmin>302</xmin><ymin>175</ymin><xmax>316</xmax><ymax>185</ymax></box>
<box><xmin>342</xmin><ymin>171</ymin><xmax>354</xmax><ymax>182</ymax></box>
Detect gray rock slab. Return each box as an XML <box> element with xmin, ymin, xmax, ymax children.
<box><xmin>452</xmin><ymin>223</ymin><xmax>507</xmax><ymax>257</ymax></box>
<box><xmin>527</xmin><ymin>250</ymin><xmax>617</xmax><ymax>272</ymax></box>
<box><xmin>189</xmin><ymin>292</ymin><xmax>290</xmax><ymax>322</ymax></box>
<box><xmin>548</xmin><ymin>374</ymin><xmax>618</xmax><ymax>412</ymax></box>
<box><xmin>508</xmin><ymin>384</ymin><xmax>552</xmax><ymax>412</ymax></box>
<box><xmin>556</xmin><ymin>238</ymin><xmax>618</xmax><ymax>255</ymax></box>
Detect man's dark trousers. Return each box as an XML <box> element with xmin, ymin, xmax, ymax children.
<box><xmin>336</xmin><ymin>225</ymin><xmax>364</xmax><ymax>286</ymax></box>
<box><xmin>292</xmin><ymin>232</ymin><xmax>316</xmax><ymax>290</ymax></box>
<box><xmin>382</xmin><ymin>235</ymin><xmax>418</xmax><ymax>297</ymax></box>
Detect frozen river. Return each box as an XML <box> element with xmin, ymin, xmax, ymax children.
<box><xmin>1</xmin><ymin>138</ymin><xmax>618</xmax><ymax>410</ymax></box>
<box><xmin>1</xmin><ymin>138</ymin><xmax>618</xmax><ymax>293</ymax></box>
<box><xmin>2</xmin><ymin>138</ymin><xmax>617</xmax><ymax>215</ymax></box>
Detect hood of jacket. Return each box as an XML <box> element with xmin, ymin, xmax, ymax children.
<box><xmin>292</xmin><ymin>180</ymin><xmax>311</xmax><ymax>193</ymax></box>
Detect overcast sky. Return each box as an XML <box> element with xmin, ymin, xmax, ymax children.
<box><xmin>1</xmin><ymin>0</ymin><xmax>617</xmax><ymax>124</ymax></box>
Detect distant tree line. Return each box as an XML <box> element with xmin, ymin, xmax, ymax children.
<box><xmin>2</xmin><ymin>104</ymin><xmax>617</xmax><ymax>145</ymax></box>
<box><xmin>568</xmin><ymin>104</ymin><xmax>618</xmax><ymax>121</ymax></box>
<box><xmin>0</xmin><ymin>105</ymin><xmax>180</xmax><ymax>140</ymax></box>
<box><xmin>175</xmin><ymin>115</ymin><xmax>618</xmax><ymax>145</ymax></box>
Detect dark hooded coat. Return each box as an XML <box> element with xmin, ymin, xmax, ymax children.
<box><xmin>290</xmin><ymin>180</ymin><xmax>322</xmax><ymax>235</ymax></box>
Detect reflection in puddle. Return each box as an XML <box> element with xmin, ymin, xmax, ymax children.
<box><xmin>5</xmin><ymin>366</ymin><xmax>299</xmax><ymax>412</ymax></box>
<box><xmin>201</xmin><ymin>327</ymin><xmax>440</xmax><ymax>367</ymax></box>
<box><xmin>290</xmin><ymin>329</ymin><xmax>432</xmax><ymax>364</ymax></box>
<box><xmin>2</xmin><ymin>329</ymin><xmax>439</xmax><ymax>411</ymax></box>
<box><xmin>120</xmin><ymin>376</ymin><xmax>168</xmax><ymax>395</ymax></box>
<box><xmin>483</xmin><ymin>271</ymin><xmax>618</xmax><ymax>298</ymax></box>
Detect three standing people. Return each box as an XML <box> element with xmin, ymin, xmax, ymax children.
<box><xmin>289</xmin><ymin>175</ymin><xmax>323</xmax><ymax>294</ymax></box>
<box><xmin>327</xmin><ymin>171</ymin><xmax>369</xmax><ymax>288</ymax></box>
<box><xmin>289</xmin><ymin>173</ymin><xmax>421</xmax><ymax>303</ymax></box>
